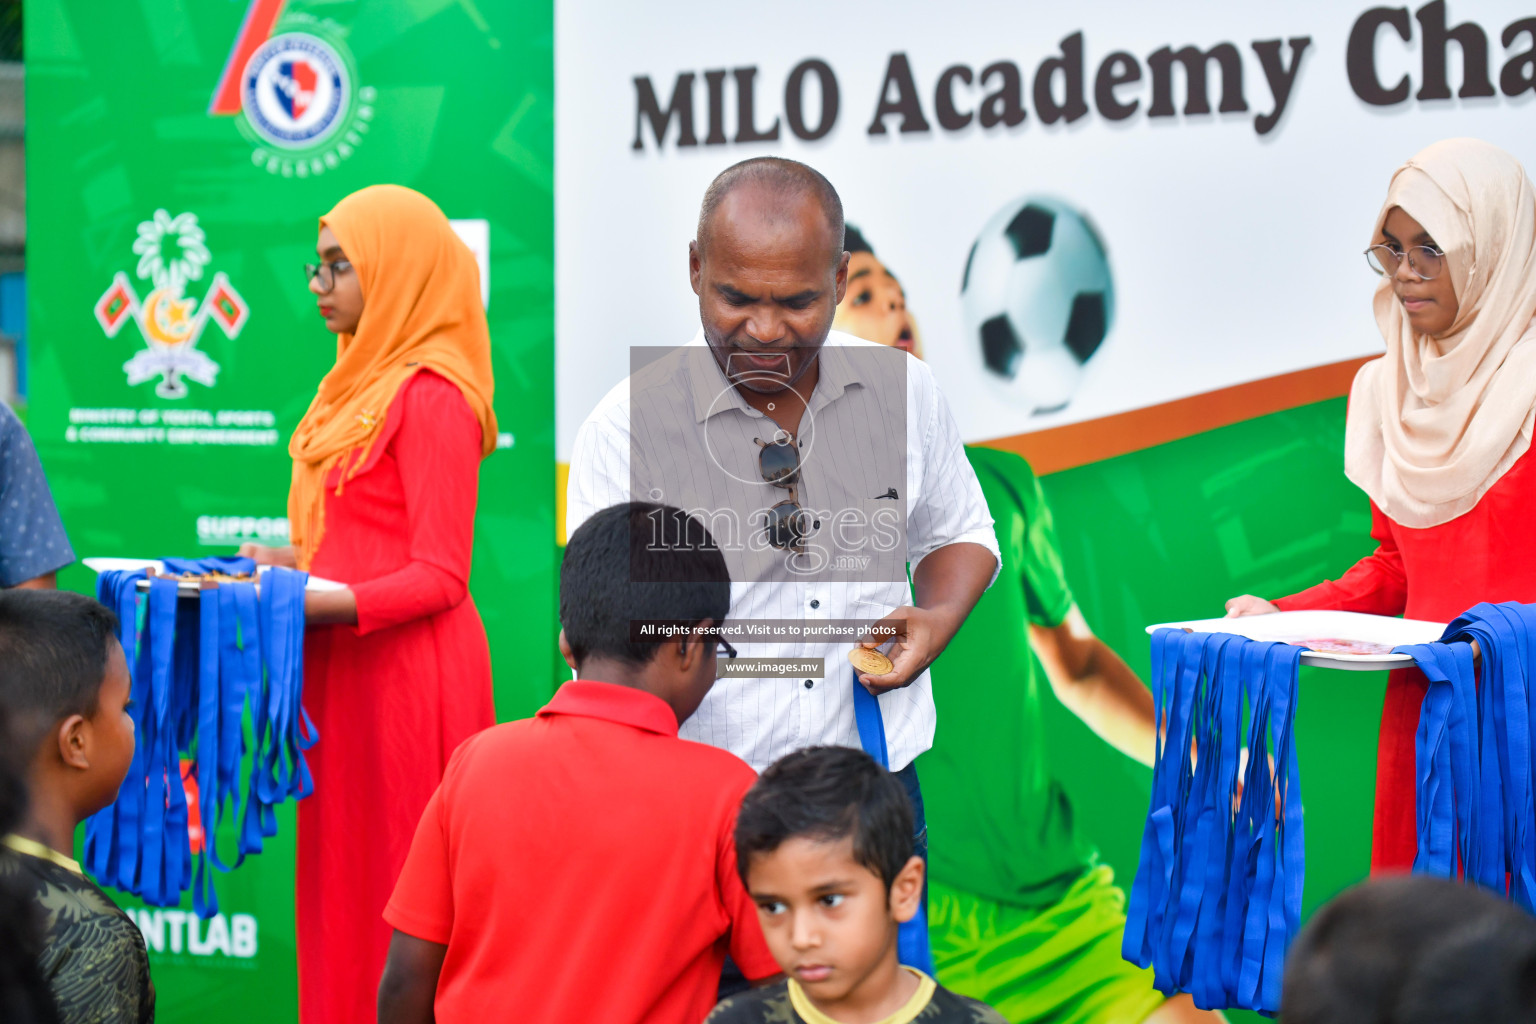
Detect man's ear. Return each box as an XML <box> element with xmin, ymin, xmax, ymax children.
<box><xmin>832</xmin><ymin>248</ymin><xmax>850</xmax><ymax>306</ymax></box>
<box><xmin>689</xmin><ymin>239</ymin><xmax>704</xmax><ymax>297</ymax></box>
<box><xmin>888</xmin><ymin>855</ymin><xmax>925</xmax><ymax>924</ymax></box>
<box><xmin>55</xmin><ymin>715</ymin><xmax>92</xmax><ymax>771</ymax></box>
<box><xmin>558</xmin><ymin>629</ymin><xmax>577</xmax><ymax>672</ymax></box>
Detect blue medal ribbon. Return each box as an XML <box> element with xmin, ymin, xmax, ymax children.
<box><xmin>141</xmin><ymin>575</ymin><xmax>179</xmax><ymax>906</ymax></box>
<box><xmin>1131</xmin><ymin>600</ymin><xmax>1536</xmax><ymax>1014</ymax></box>
<box><xmin>1397</xmin><ymin>601</ymin><xmax>1536</xmax><ymax>910</ymax></box>
<box><xmin>85</xmin><ymin>568</ymin><xmax>149</xmax><ymax>890</ymax></box>
<box><xmin>1124</xmin><ymin>629</ymin><xmax>1304</xmax><ymax>1015</ymax></box>
<box><xmin>84</xmin><ymin>558</ymin><xmax>316</xmax><ymax>916</ymax></box>
<box><xmin>851</xmin><ymin>675</ymin><xmax>933</xmax><ymax>975</ymax></box>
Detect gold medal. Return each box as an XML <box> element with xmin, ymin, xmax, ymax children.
<box><xmin>848</xmin><ymin>647</ymin><xmax>894</xmax><ymax>676</ymax></box>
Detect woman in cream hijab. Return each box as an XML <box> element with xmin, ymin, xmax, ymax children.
<box><xmin>241</xmin><ymin>185</ymin><xmax>497</xmax><ymax>1024</ymax></box>
<box><xmin>1228</xmin><ymin>138</ymin><xmax>1536</xmax><ymax>871</ymax></box>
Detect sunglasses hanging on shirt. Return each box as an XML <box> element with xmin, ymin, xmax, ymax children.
<box><xmin>755</xmin><ymin>431</ymin><xmax>818</xmax><ymax>553</ymax></box>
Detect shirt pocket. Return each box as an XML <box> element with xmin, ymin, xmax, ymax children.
<box><xmin>812</xmin><ymin>497</ymin><xmax>907</xmax><ymax>583</ymax></box>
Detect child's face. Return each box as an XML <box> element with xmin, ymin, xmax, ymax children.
<box><xmin>84</xmin><ymin>640</ymin><xmax>135</xmax><ymax>814</ymax></box>
<box><xmin>832</xmin><ymin>251</ymin><xmax>923</xmax><ymax>359</ymax></box>
<box><xmin>746</xmin><ymin>835</ymin><xmax>923</xmax><ymax>1006</ymax></box>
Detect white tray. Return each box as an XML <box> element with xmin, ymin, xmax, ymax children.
<box><xmin>1145</xmin><ymin>610</ymin><xmax>1447</xmax><ymax>672</ymax></box>
<box><xmin>83</xmin><ymin>557</ymin><xmax>346</xmax><ymax>595</ymax></box>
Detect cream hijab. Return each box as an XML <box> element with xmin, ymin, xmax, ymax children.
<box><xmin>1345</xmin><ymin>138</ymin><xmax>1536</xmax><ymax>529</ymax></box>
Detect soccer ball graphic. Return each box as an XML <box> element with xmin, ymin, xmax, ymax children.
<box><xmin>960</xmin><ymin>196</ymin><xmax>1114</xmax><ymax>414</ymax></box>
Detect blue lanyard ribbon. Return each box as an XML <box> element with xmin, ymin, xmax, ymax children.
<box><xmin>851</xmin><ymin>676</ymin><xmax>934</xmax><ymax>975</ymax></box>
<box><xmin>1398</xmin><ymin>601</ymin><xmax>1536</xmax><ymax>912</ymax></box>
<box><xmin>85</xmin><ymin>568</ymin><xmax>149</xmax><ymax>892</ymax></box>
<box><xmin>1124</xmin><ymin>629</ymin><xmax>1304</xmax><ymax>1015</ymax></box>
<box><xmin>84</xmin><ymin>558</ymin><xmax>316</xmax><ymax>918</ymax></box>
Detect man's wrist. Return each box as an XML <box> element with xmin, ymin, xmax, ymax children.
<box><xmin>914</xmin><ymin>600</ymin><xmax>968</xmax><ymax>654</ymax></box>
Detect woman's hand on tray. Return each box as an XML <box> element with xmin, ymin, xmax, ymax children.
<box><xmin>239</xmin><ymin>543</ymin><xmax>298</xmax><ymax>569</ymax></box>
<box><xmin>1225</xmin><ymin>594</ymin><xmax>1279</xmax><ymax>618</ymax></box>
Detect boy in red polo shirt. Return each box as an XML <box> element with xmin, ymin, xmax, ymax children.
<box><xmin>378</xmin><ymin>502</ymin><xmax>779</xmax><ymax>1024</ymax></box>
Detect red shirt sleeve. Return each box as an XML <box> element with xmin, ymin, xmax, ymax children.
<box><xmin>1274</xmin><ymin>501</ymin><xmax>1407</xmax><ymax>616</ymax></box>
<box><xmin>718</xmin><ymin>778</ymin><xmax>779</xmax><ymax>981</ymax></box>
<box><xmin>352</xmin><ymin>373</ymin><xmax>485</xmax><ymax>635</ymax></box>
<box><xmin>384</xmin><ymin>783</ymin><xmax>455</xmax><ymax>944</ymax></box>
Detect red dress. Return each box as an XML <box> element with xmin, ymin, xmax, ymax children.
<box><xmin>296</xmin><ymin>371</ymin><xmax>495</xmax><ymax>1024</ymax></box>
<box><xmin>1276</xmin><ymin>446</ymin><xmax>1536</xmax><ymax>872</ymax></box>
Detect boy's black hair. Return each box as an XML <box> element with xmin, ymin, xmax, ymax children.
<box><xmin>843</xmin><ymin>224</ymin><xmax>874</xmax><ymax>256</ymax></box>
<box><xmin>735</xmin><ymin>745</ymin><xmax>913</xmax><ymax>891</ymax></box>
<box><xmin>561</xmin><ymin>502</ymin><xmax>730</xmax><ymax>666</ymax></box>
<box><xmin>1282</xmin><ymin>875</ymin><xmax>1536</xmax><ymax>1024</ymax></box>
<box><xmin>0</xmin><ymin>589</ymin><xmax>121</xmax><ymax>753</ymax></box>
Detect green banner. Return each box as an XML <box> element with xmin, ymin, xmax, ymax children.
<box><xmin>27</xmin><ymin>2</ymin><xmax>554</xmax><ymax>1020</ymax></box>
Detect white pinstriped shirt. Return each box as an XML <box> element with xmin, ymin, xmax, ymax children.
<box><xmin>566</xmin><ymin>330</ymin><xmax>999</xmax><ymax>771</ymax></box>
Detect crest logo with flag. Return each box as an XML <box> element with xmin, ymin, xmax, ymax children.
<box><xmin>94</xmin><ymin>210</ymin><xmax>248</xmax><ymax>399</ymax></box>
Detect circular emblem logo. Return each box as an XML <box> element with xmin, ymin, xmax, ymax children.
<box><xmin>240</xmin><ymin>33</ymin><xmax>350</xmax><ymax>149</ymax></box>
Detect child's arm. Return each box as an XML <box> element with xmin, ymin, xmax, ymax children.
<box><xmin>377</xmin><ymin>930</ymin><xmax>447</xmax><ymax>1024</ymax></box>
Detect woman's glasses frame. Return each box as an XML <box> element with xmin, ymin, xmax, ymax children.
<box><xmin>1364</xmin><ymin>243</ymin><xmax>1446</xmax><ymax>281</ymax></box>
<box><xmin>304</xmin><ymin>259</ymin><xmax>354</xmax><ymax>293</ymax></box>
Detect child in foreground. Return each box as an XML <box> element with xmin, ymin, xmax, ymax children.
<box><xmin>709</xmin><ymin>746</ymin><xmax>1005</xmax><ymax>1024</ymax></box>
<box><xmin>378</xmin><ymin>502</ymin><xmax>779</xmax><ymax>1024</ymax></box>
<box><xmin>0</xmin><ymin>701</ymin><xmax>58</xmax><ymax>1024</ymax></box>
<box><xmin>1282</xmin><ymin>874</ymin><xmax>1536</xmax><ymax>1024</ymax></box>
<box><xmin>0</xmin><ymin>588</ymin><xmax>153</xmax><ymax>1024</ymax></box>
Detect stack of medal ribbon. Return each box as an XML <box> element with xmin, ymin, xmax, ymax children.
<box><xmin>85</xmin><ymin>556</ymin><xmax>317</xmax><ymax>918</ymax></box>
<box><xmin>1122</xmin><ymin>630</ymin><xmax>1305</xmax><ymax>1015</ymax></box>
<box><xmin>1396</xmin><ymin>602</ymin><xmax>1536</xmax><ymax>910</ymax></box>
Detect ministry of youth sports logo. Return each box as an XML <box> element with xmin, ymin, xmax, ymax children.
<box><xmin>241</xmin><ymin>33</ymin><xmax>348</xmax><ymax>148</ymax></box>
<box><xmin>94</xmin><ymin>210</ymin><xmax>248</xmax><ymax>400</ymax></box>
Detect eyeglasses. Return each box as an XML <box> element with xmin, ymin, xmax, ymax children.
<box><xmin>695</xmin><ymin>622</ymin><xmax>734</xmax><ymax>660</ymax></box>
<box><xmin>756</xmin><ymin>432</ymin><xmax>814</xmax><ymax>552</ymax></box>
<box><xmin>672</xmin><ymin>625</ymin><xmax>735</xmax><ymax>659</ymax></box>
<box><xmin>304</xmin><ymin>259</ymin><xmax>353</xmax><ymax>293</ymax></box>
<box><xmin>1364</xmin><ymin>244</ymin><xmax>1446</xmax><ymax>280</ymax></box>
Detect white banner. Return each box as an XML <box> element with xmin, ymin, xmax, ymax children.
<box><xmin>556</xmin><ymin>0</ymin><xmax>1536</xmax><ymax>459</ymax></box>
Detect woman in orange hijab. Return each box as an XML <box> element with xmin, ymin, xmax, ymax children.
<box><xmin>240</xmin><ymin>184</ymin><xmax>496</xmax><ymax>1024</ymax></box>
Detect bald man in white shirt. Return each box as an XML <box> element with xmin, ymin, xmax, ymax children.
<box><xmin>567</xmin><ymin>157</ymin><xmax>998</xmax><ymax>822</ymax></box>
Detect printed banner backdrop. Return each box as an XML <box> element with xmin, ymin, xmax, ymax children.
<box><xmin>555</xmin><ymin>2</ymin><xmax>1533</xmax><ymax>1021</ymax></box>
<box><xmin>557</xmin><ymin>0</ymin><xmax>1536</xmax><ymax>464</ymax></box>
<box><xmin>27</xmin><ymin>2</ymin><xmax>553</xmax><ymax>1020</ymax></box>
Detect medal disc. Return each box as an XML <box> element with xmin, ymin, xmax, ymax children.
<box><xmin>848</xmin><ymin>647</ymin><xmax>894</xmax><ymax>676</ymax></box>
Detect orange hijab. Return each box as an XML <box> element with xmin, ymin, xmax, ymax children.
<box><xmin>287</xmin><ymin>184</ymin><xmax>496</xmax><ymax>569</ymax></box>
